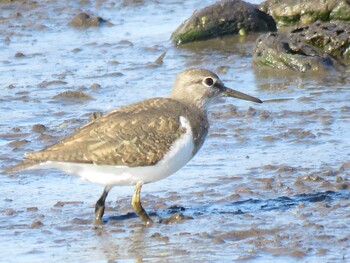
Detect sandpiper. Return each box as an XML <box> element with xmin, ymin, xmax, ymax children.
<box><xmin>6</xmin><ymin>68</ymin><xmax>262</xmax><ymax>225</ymax></box>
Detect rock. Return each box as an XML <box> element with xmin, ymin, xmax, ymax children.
<box><xmin>26</xmin><ymin>207</ymin><xmax>39</xmax><ymax>212</ymax></box>
<box><xmin>253</xmin><ymin>32</ymin><xmax>344</xmax><ymax>72</ymax></box>
<box><xmin>160</xmin><ymin>213</ymin><xmax>192</xmax><ymax>224</ymax></box>
<box><xmin>39</xmin><ymin>80</ymin><xmax>67</xmax><ymax>88</ymax></box>
<box><xmin>253</xmin><ymin>20</ymin><xmax>350</xmax><ymax>71</ymax></box>
<box><xmin>89</xmin><ymin>83</ymin><xmax>101</xmax><ymax>90</ymax></box>
<box><xmin>54</xmin><ymin>201</ymin><xmax>83</xmax><ymax>207</ymax></box>
<box><xmin>119</xmin><ymin>0</ymin><xmax>145</xmax><ymax>7</ymax></box>
<box><xmin>52</xmin><ymin>90</ymin><xmax>93</xmax><ymax>101</ymax></box>
<box><xmin>8</xmin><ymin>139</ymin><xmax>30</xmax><ymax>148</ymax></box>
<box><xmin>154</xmin><ymin>51</ymin><xmax>167</xmax><ymax>64</ymax></box>
<box><xmin>151</xmin><ymin>232</ymin><xmax>170</xmax><ymax>242</ymax></box>
<box><xmin>14</xmin><ymin>52</ymin><xmax>26</xmax><ymax>58</ymax></box>
<box><xmin>30</xmin><ymin>220</ymin><xmax>44</xmax><ymax>228</ymax></box>
<box><xmin>32</xmin><ymin>124</ymin><xmax>47</xmax><ymax>133</ymax></box>
<box><xmin>171</xmin><ymin>0</ymin><xmax>276</xmax><ymax>45</ymax></box>
<box><xmin>260</xmin><ymin>0</ymin><xmax>350</xmax><ymax>27</ymax></box>
<box><xmin>4</xmin><ymin>208</ymin><xmax>17</xmax><ymax>216</ymax></box>
<box><xmin>289</xmin><ymin>21</ymin><xmax>350</xmax><ymax>64</ymax></box>
<box><xmin>69</xmin><ymin>12</ymin><xmax>110</xmax><ymax>27</ymax></box>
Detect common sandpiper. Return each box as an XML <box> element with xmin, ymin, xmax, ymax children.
<box><xmin>6</xmin><ymin>68</ymin><xmax>262</xmax><ymax>225</ymax></box>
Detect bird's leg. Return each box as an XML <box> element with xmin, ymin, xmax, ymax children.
<box><xmin>131</xmin><ymin>181</ymin><xmax>153</xmax><ymax>226</ymax></box>
<box><xmin>94</xmin><ymin>186</ymin><xmax>112</xmax><ymax>224</ymax></box>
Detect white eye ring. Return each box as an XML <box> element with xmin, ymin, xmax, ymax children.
<box><xmin>202</xmin><ymin>77</ymin><xmax>214</xmax><ymax>87</ymax></box>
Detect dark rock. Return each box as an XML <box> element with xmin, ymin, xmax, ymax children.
<box><xmin>253</xmin><ymin>32</ymin><xmax>344</xmax><ymax>72</ymax></box>
<box><xmin>160</xmin><ymin>213</ymin><xmax>192</xmax><ymax>224</ymax></box>
<box><xmin>8</xmin><ymin>139</ymin><xmax>30</xmax><ymax>148</ymax></box>
<box><xmin>151</xmin><ymin>232</ymin><xmax>170</xmax><ymax>242</ymax></box>
<box><xmin>116</xmin><ymin>40</ymin><xmax>134</xmax><ymax>47</ymax></box>
<box><xmin>69</xmin><ymin>12</ymin><xmax>111</xmax><ymax>27</ymax></box>
<box><xmin>253</xmin><ymin>20</ymin><xmax>350</xmax><ymax>71</ymax></box>
<box><xmin>26</xmin><ymin>207</ymin><xmax>39</xmax><ymax>212</ymax></box>
<box><xmin>30</xmin><ymin>220</ymin><xmax>44</xmax><ymax>228</ymax></box>
<box><xmin>260</xmin><ymin>0</ymin><xmax>350</xmax><ymax>27</ymax></box>
<box><xmin>154</xmin><ymin>51</ymin><xmax>166</xmax><ymax>64</ymax></box>
<box><xmin>119</xmin><ymin>0</ymin><xmax>145</xmax><ymax>7</ymax></box>
<box><xmin>52</xmin><ymin>90</ymin><xmax>93</xmax><ymax>100</ymax></box>
<box><xmin>72</xmin><ymin>48</ymin><xmax>82</xmax><ymax>53</ymax></box>
<box><xmin>54</xmin><ymin>201</ymin><xmax>83</xmax><ymax>207</ymax></box>
<box><xmin>39</xmin><ymin>80</ymin><xmax>67</xmax><ymax>88</ymax></box>
<box><xmin>4</xmin><ymin>208</ymin><xmax>17</xmax><ymax>216</ymax></box>
<box><xmin>289</xmin><ymin>21</ymin><xmax>350</xmax><ymax>64</ymax></box>
<box><xmin>14</xmin><ymin>52</ymin><xmax>25</xmax><ymax>58</ymax></box>
<box><xmin>32</xmin><ymin>124</ymin><xmax>47</xmax><ymax>133</ymax></box>
<box><xmin>171</xmin><ymin>0</ymin><xmax>277</xmax><ymax>45</ymax></box>
<box><xmin>89</xmin><ymin>83</ymin><xmax>101</xmax><ymax>90</ymax></box>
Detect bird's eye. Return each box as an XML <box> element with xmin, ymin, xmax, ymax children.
<box><xmin>203</xmin><ymin>77</ymin><xmax>214</xmax><ymax>87</ymax></box>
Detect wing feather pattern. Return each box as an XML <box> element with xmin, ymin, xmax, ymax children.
<box><xmin>25</xmin><ymin>98</ymin><xmax>188</xmax><ymax>167</ymax></box>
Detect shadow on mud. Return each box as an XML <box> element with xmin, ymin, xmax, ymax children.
<box><xmin>105</xmin><ymin>190</ymin><xmax>349</xmax><ymax>223</ymax></box>
<box><xmin>195</xmin><ymin>190</ymin><xmax>350</xmax><ymax>216</ymax></box>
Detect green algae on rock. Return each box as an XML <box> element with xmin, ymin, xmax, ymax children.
<box><xmin>260</xmin><ymin>0</ymin><xmax>350</xmax><ymax>27</ymax></box>
<box><xmin>253</xmin><ymin>32</ymin><xmax>344</xmax><ymax>72</ymax></box>
<box><xmin>253</xmin><ymin>21</ymin><xmax>350</xmax><ymax>71</ymax></box>
<box><xmin>290</xmin><ymin>21</ymin><xmax>350</xmax><ymax>64</ymax></box>
<box><xmin>171</xmin><ymin>0</ymin><xmax>276</xmax><ymax>46</ymax></box>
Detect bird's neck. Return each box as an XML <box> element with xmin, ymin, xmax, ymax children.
<box><xmin>169</xmin><ymin>97</ymin><xmax>210</xmax><ymax>156</ymax></box>
<box><xmin>170</xmin><ymin>95</ymin><xmax>210</xmax><ymax>115</ymax></box>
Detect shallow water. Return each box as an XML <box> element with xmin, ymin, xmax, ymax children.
<box><xmin>1</xmin><ymin>0</ymin><xmax>350</xmax><ymax>262</ymax></box>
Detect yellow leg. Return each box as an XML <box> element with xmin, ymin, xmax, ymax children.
<box><xmin>131</xmin><ymin>182</ymin><xmax>153</xmax><ymax>226</ymax></box>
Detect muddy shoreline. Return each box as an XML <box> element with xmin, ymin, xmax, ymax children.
<box><xmin>1</xmin><ymin>0</ymin><xmax>349</xmax><ymax>262</ymax></box>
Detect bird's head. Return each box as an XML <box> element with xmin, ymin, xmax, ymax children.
<box><xmin>170</xmin><ymin>68</ymin><xmax>262</xmax><ymax>109</ymax></box>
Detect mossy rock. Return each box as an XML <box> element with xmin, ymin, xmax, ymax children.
<box><xmin>260</xmin><ymin>0</ymin><xmax>350</xmax><ymax>27</ymax></box>
<box><xmin>253</xmin><ymin>32</ymin><xmax>344</xmax><ymax>72</ymax></box>
<box><xmin>171</xmin><ymin>0</ymin><xmax>276</xmax><ymax>46</ymax></box>
<box><xmin>289</xmin><ymin>21</ymin><xmax>350</xmax><ymax>64</ymax></box>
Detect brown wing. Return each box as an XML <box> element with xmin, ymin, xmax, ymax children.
<box><xmin>25</xmin><ymin>98</ymin><xmax>187</xmax><ymax>167</ymax></box>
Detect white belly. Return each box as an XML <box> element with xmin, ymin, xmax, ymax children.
<box><xmin>31</xmin><ymin>116</ymin><xmax>195</xmax><ymax>186</ymax></box>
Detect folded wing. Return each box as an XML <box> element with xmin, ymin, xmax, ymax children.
<box><xmin>25</xmin><ymin>98</ymin><xmax>187</xmax><ymax>167</ymax></box>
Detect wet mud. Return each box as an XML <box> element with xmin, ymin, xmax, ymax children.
<box><xmin>1</xmin><ymin>0</ymin><xmax>350</xmax><ymax>262</ymax></box>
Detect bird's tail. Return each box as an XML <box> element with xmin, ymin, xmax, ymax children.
<box><xmin>4</xmin><ymin>160</ymin><xmax>39</xmax><ymax>174</ymax></box>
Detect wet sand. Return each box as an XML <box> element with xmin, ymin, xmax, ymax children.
<box><xmin>1</xmin><ymin>0</ymin><xmax>349</xmax><ymax>262</ymax></box>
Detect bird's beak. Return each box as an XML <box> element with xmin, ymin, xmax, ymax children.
<box><xmin>223</xmin><ymin>86</ymin><xmax>262</xmax><ymax>103</ymax></box>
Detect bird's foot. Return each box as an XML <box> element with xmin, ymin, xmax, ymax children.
<box><xmin>132</xmin><ymin>181</ymin><xmax>154</xmax><ymax>226</ymax></box>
